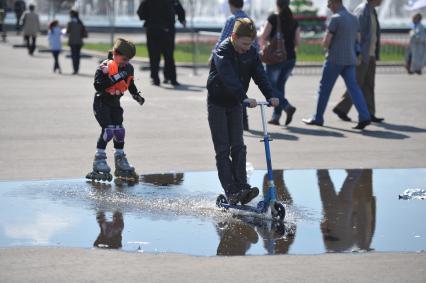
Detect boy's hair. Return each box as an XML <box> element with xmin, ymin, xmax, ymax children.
<box><xmin>233</xmin><ymin>18</ymin><xmax>257</xmax><ymax>39</ymax></box>
<box><xmin>229</xmin><ymin>0</ymin><xmax>244</xmax><ymax>9</ymax></box>
<box><xmin>29</xmin><ymin>4</ymin><xmax>35</xmax><ymax>11</ymax></box>
<box><xmin>113</xmin><ymin>38</ymin><xmax>136</xmax><ymax>59</ymax></box>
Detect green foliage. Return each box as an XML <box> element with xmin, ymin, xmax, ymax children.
<box><xmin>83</xmin><ymin>40</ymin><xmax>407</xmax><ymax>64</ymax></box>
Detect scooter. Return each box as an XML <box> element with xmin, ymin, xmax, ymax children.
<box><xmin>216</xmin><ymin>101</ymin><xmax>286</xmax><ymax>221</ymax></box>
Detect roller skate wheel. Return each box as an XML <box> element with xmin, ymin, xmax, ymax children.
<box><xmin>216</xmin><ymin>194</ymin><xmax>228</xmax><ymax>208</ymax></box>
<box><xmin>257</xmin><ymin>200</ymin><xmax>266</xmax><ymax>212</ymax></box>
<box><xmin>272</xmin><ymin>202</ymin><xmax>285</xmax><ymax>221</ymax></box>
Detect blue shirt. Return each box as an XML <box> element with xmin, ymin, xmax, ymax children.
<box><xmin>48</xmin><ymin>26</ymin><xmax>62</xmax><ymax>51</ymax></box>
<box><xmin>326</xmin><ymin>7</ymin><xmax>359</xmax><ymax>66</ymax></box>
<box><xmin>214</xmin><ymin>10</ymin><xmax>258</xmax><ymax>50</ymax></box>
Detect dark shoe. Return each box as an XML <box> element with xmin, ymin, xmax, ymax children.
<box><xmin>227</xmin><ymin>189</ymin><xmax>250</xmax><ymax>206</ymax></box>
<box><xmin>226</xmin><ymin>192</ymin><xmax>240</xmax><ymax>205</ymax></box>
<box><xmin>163</xmin><ymin>79</ymin><xmax>170</xmax><ymax>84</ymax></box>
<box><xmin>268</xmin><ymin>119</ymin><xmax>280</xmax><ymax>126</ymax></box>
<box><xmin>240</xmin><ymin>187</ymin><xmax>259</xmax><ymax>205</ymax></box>
<box><xmin>151</xmin><ymin>79</ymin><xmax>160</xmax><ymax>86</ymax></box>
<box><xmin>333</xmin><ymin>108</ymin><xmax>352</xmax><ymax>122</ymax></box>
<box><xmin>284</xmin><ymin>106</ymin><xmax>296</xmax><ymax>126</ymax></box>
<box><xmin>171</xmin><ymin>80</ymin><xmax>181</xmax><ymax>87</ymax></box>
<box><xmin>370</xmin><ymin>115</ymin><xmax>384</xmax><ymax>123</ymax></box>
<box><xmin>302</xmin><ymin>118</ymin><xmax>323</xmax><ymax>126</ymax></box>
<box><xmin>353</xmin><ymin>120</ymin><xmax>371</xmax><ymax>130</ymax></box>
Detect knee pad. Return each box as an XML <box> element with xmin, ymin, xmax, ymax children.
<box><xmin>113</xmin><ymin>126</ymin><xmax>125</xmax><ymax>143</ymax></box>
<box><xmin>102</xmin><ymin>126</ymin><xmax>115</xmax><ymax>143</ymax></box>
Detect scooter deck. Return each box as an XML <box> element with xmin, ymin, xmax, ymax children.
<box><xmin>220</xmin><ymin>203</ymin><xmax>265</xmax><ymax>214</ymax></box>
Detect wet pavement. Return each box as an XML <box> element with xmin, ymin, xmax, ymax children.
<box><xmin>0</xmin><ymin>169</ymin><xmax>425</xmax><ymax>256</ymax></box>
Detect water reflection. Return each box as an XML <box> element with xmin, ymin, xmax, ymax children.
<box><xmin>317</xmin><ymin>169</ymin><xmax>376</xmax><ymax>252</ymax></box>
<box><xmin>94</xmin><ymin>211</ymin><xmax>124</xmax><ymax>249</ymax></box>
<box><xmin>0</xmin><ymin>168</ymin><xmax>425</xmax><ymax>255</ymax></box>
<box><xmin>216</xmin><ymin>170</ymin><xmax>297</xmax><ymax>255</ymax></box>
<box><xmin>216</xmin><ymin>218</ymin><xmax>259</xmax><ymax>256</ymax></box>
<box><xmin>262</xmin><ymin>170</ymin><xmax>293</xmax><ymax>204</ymax></box>
<box><xmin>140</xmin><ymin>173</ymin><xmax>184</xmax><ymax>187</ymax></box>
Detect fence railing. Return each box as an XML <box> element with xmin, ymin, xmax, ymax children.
<box><xmin>190</xmin><ymin>30</ymin><xmax>410</xmax><ymax>75</ymax></box>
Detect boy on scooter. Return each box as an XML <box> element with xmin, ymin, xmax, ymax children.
<box><xmin>207</xmin><ymin>18</ymin><xmax>279</xmax><ymax>205</ymax></box>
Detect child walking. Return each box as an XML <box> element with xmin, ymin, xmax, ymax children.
<box><xmin>86</xmin><ymin>38</ymin><xmax>145</xmax><ymax>182</ymax></box>
<box><xmin>48</xmin><ymin>20</ymin><xmax>62</xmax><ymax>73</ymax></box>
<box><xmin>207</xmin><ymin>18</ymin><xmax>279</xmax><ymax>205</ymax></box>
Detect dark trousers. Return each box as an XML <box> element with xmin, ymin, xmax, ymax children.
<box><xmin>93</xmin><ymin>96</ymin><xmax>124</xmax><ymax>150</ymax></box>
<box><xmin>208</xmin><ymin>103</ymin><xmax>247</xmax><ymax>195</ymax></box>
<box><xmin>15</xmin><ymin>13</ymin><xmax>23</xmax><ymax>32</ymax></box>
<box><xmin>334</xmin><ymin>57</ymin><xmax>377</xmax><ymax>115</ymax></box>
<box><xmin>70</xmin><ymin>44</ymin><xmax>82</xmax><ymax>74</ymax></box>
<box><xmin>24</xmin><ymin>35</ymin><xmax>36</xmax><ymax>55</ymax></box>
<box><xmin>146</xmin><ymin>27</ymin><xmax>177</xmax><ymax>82</ymax></box>
<box><xmin>52</xmin><ymin>50</ymin><xmax>61</xmax><ymax>71</ymax></box>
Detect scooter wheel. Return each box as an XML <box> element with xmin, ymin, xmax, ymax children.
<box><xmin>257</xmin><ymin>200</ymin><xmax>266</xmax><ymax>212</ymax></box>
<box><xmin>272</xmin><ymin>202</ymin><xmax>285</xmax><ymax>221</ymax></box>
<box><xmin>216</xmin><ymin>194</ymin><xmax>228</xmax><ymax>208</ymax></box>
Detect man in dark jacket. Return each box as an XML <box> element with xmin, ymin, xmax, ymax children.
<box><xmin>208</xmin><ymin>18</ymin><xmax>279</xmax><ymax>205</ymax></box>
<box><xmin>137</xmin><ymin>0</ymin><xmax>186</xmax><ymax>86</ymax></box>
<box><xmin>14</xmin><ymin>0</ymin><xmax>26</xmax><ymax>34</ymax></box>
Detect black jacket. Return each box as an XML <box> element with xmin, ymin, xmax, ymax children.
<box><xmin>207</xmin><ymin>38</ymin><xmax>273</xmax><ymax>107</ymax></box>
<box><xmin>137</xmin><ymin>0</ymin><xmax>185</xmax><ymax>30</ymax></box>
<box><xmin>93</xmin><ymin>57</ymin><xmax>139</xmax><ymax>107</ymax></box>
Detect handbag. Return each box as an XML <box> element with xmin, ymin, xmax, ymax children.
<box><xmin>260</xmin><ymin>14</ymin><xmax>287</xmax><ymax>64</ymax></box>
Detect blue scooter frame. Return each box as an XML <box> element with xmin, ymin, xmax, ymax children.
<box><xmin>216</xmin><ymin>101</ymin><xmax>285</xmax><ymax>221</ymax></box>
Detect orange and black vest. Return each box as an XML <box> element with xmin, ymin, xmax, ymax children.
<box><xmin>106</xmin><ymin>60</ymin><xmax>134</xmax><ymax>95</ymax></box>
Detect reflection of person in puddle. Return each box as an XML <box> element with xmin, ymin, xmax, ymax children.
<box><xmin>318</xmin><ymin>169</ymin><xmax>375</xmax><ymax>252</ymax></box>
<box><xmin>260</xmin><ymin>170</ymin><xmax>296</xmax><ymax>254</ymax></box>
<box><xmin>216</xmin><ymin>219</ymin><xmax>258</xmax><ymax>256</ymax></box>
<box><xmin>140</xmin><ymin>173</ymin><xmax>184</xmax><ymax>186</ymax></box>
<box><xmin>256</xmin><ymin>221</ymin><xmax>296</xmax><ymax>255</ymax></box>
<box><xmin>262</xmin><ymin>170</ymin><xmax>293</xmax><ymax>204</ymax></box>
<box><xmin>94</xmin><ymin>211</ymin><xmax>124</xmax><ymax>249</ymax></box>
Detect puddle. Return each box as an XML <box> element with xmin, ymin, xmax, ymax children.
<box><xmin>0</xmin><ymin>169</ymin><xmax>425</xmax><ymax>256</ymax></box>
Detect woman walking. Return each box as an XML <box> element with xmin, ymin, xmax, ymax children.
<box><xmin>66</xmin><ymin>9</ymin><xmax>87</xmax><ymax>74</ymax></box>
<box><xmin>258</xmin><ymin>0</ymin><xmax>300</xmax><ymax>126</ymax></box>
<box><xmin>406</xmin><ymin>13</ymin><xmax>426</xmax><ymax>75</ymax></box>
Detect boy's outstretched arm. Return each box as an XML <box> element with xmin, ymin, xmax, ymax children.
<box><xmin>128</xmin><ymin>80</ymin><xmax>145</xmax><ymax>106</ymax></box>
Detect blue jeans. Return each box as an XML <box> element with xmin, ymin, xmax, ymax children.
<box><xmin>266</xmin><ymin>59</ymin><xmax>296</xmax><ymax>120</ymax></box>
<box><xmin>313</xmin><ymin>60</ymin><xmax>371</xmax><ymax>124</ymax></box>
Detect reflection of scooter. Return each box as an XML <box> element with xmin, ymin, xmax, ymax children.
<box><xmin>216</xmin><ymin>101</ymin><xmax>285</xmax><ymax>221</ymax></box>
<box><xmin>216</xmin><ymin>215</ymin><xmax>295</xmax><ymax>256</ymax></box>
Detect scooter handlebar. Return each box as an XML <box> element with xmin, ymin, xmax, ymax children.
<box><xmin>243</xmin><ymin>100</ymin><xmax>271</xmax><ymax>107</ymax></box>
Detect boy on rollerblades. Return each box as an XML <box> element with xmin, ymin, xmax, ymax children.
<box><xmin>86</xmin><ymin>38</ymin><xmax>145</xmax><ymax>182</ymax></box>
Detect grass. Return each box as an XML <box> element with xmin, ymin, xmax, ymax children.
<box><xmin>83</xmin><ymin>41</ymin><xmax>406</xmax><ymax>64</ymax></box>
